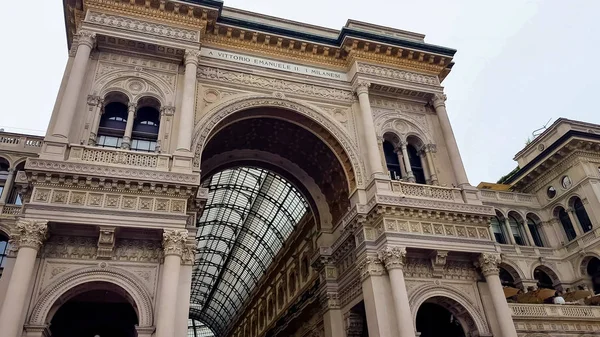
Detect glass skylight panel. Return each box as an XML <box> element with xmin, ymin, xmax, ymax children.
<box><xmin>191</xmin><ymin>167</ymin><xmax>308</xmax><ymax>335</ymax></box>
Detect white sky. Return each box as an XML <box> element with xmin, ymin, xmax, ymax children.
<box><xmin>0</xmin><ymin>0</ymin><xmax>599</xmax><ymax>184</ymax></box>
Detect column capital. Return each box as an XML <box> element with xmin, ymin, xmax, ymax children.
<box><xmin>476</xmin><ymin>252</ymin><xmax>502</xmax><ymax>276</ymax></box>
<box><xmin>127</xmin><ymin>102</ymin><xmax>137</xmax><ymax>112</ymax></box>
<box><xmin>162</xmin><ymin>229</ymin><xmax>188</xmax><ymax>257</ymax></box>
<box><xmin>378</xmin><ymin>246</ymin><xmax>407</xmax><ymax>270</ymax></box>
<box><xmin>75</xmin><ymin>30</ymin><xmax>97</xmax><ymax>49</ymax></box>
<box><xmin>357</xmin><ymin>255</ymin><xmax>385</xmax><ymax>280</ymax></box>
<box><xmin>425</xmin><ymin>143</ymin><xmax>437</xmax><ymax>153</ymax></box>
<box><xmin>87</xmin><ymin>95</ymin><xmax>103</xmax><ymax>107</ymax></box>
<box><xmin>160</xmin><ymin>105</ymin><xmax>176</xmax><ymax>116</ymax></box>
<box><xmin>430</xmin><ymin>93</ymin><xmax>447</xmax><ymax>109</ymax></box>
<box><xmin>10</xmin><ymin>219</ymin><xmax>48</xmax><ymax>250</ymax></box>
<box><xmin>353</xmin><ymin>80</ymin><xmax>371</xmax><ymax>96</ymax></box>
<box><xmin>184</xmin><ymin>49</ymin><xmax>201</xmax><ymax>66</ymax></box>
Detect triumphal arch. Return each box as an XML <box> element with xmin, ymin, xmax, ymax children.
<box><xmin>0</xmin><ymin>1</ymin><xmax>599</xmax><ymax>337</ymax></box>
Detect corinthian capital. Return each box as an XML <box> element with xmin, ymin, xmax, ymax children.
<box><xmin>160</xmin><ymin>105</ymin><xmax>176</xmax><ymax>116</ymax></box>
<box><xmin>76</xmin><ymin>30</ymin><xmax>97</xmax><ymax>49</ymax></box>
<box><xmin>162</xmin><ymin>229</ymin><xmax>188</xmax><ymax>257</ymax></box>
<box><xmin>378</xmin><ymin>246</ymin><xmax>406</xmax><ymax>270</ymax></box>
<box><xmin>353</xmin><ymin>80</ymin><xmax>371</xmax><ymax>96</ymax></box>
<box><xmin>357</xmin><ymin>255</ymin><xmax>385</xmax><ymax>281</ymax></box>
<box><xmin>184</xmin><ymin>49</ymin><xmax>201</xmax><ymax>66</ymax></box>
<box><xmin>10</xmin><ymin>219</ymin><xmax>48</xmax><ymax>250</ymax></box>
<box><xmin>430</xmin><ymin>93</ymin><xmax>447</xmax><ymax>109</ymax></box>
<box><xmin>476</xmin><ymin>253</ymin><xmax>501</xmax><ymax>276</ymax></box>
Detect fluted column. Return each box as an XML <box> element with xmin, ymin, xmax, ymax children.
<box><xmin>176</xmin><ymin>50</ymin><xmax>201</xmax><ymax>152</ymax></box>
<box><xmin>87</xmin><ymin>95</ymin><xmax>104</xmax><ymax>146</ymax></box>
<box><xmin>477</xmin><ymin>253</ymin><xmax>518</xmax><ymax>337</ymax></box>
<box><xmin>121</xmin><ymin>102</ymin><xmax>137</xmax><ymax>150</ymax></box>
<box><xmin>430</xmin><ymin>94</ymin><xmax>469</xmax><ymax>187</ymax></box>
<box><xmin>0</xmin><ymin>220</ymin><xmax>48</xmax><ymax>337</ymax></box>
<box><xmin>378</xmin><ymin>246</ymin><xmax>415</xmax><ymax>337</ymax></box>
<box><xmin>424</xmin><ymin>144</ymin><xmax>439</xmax><ymax>185</ymax></box>
<box><xmin>0</xmin><ymin>168</ymin><xmax>15</xmax><ymax>204</ymax></box>
<box><xmin>399</xmin><ymin>141</ymin><xmax>415</xmax><ymax>183</ymax></box>
<box><xmin>52</xmin><ymin>31</ymin><xmax>96</xmax><ymax>139</ymax></box>
<box><xmin>156</xmin><ymin>229</ymin><xmax>188</xmax><ymax>337</ymax></box>
<box><xmin>354</xmin><ymin>81</ymin><xmax>384</xmax><ymax>176</ymax></box>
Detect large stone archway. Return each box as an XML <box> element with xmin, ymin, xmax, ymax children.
<box><xmin>29</xmin><ymin>266</ymin><xmax>154</xmax><ymax>328</ymax></box>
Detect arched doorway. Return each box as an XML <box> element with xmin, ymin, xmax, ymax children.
<box><xmin>586</xmin><ymin>257</ymin><xmax>600</xmax><ymax>294</ymax></box>
<box><xmin>533</xmin><ymin>267</ymin><xmax>557</xmax><ymax>290</ymax></box>
<box><xmin>49</xmin><ymin>282</ymin><xmax>139</xmax><ymax>337</ymax></box>
<box><xmin>416</xmin><ymin>297</ymin><xmax>470</xmax><ymax>337</ymax></box>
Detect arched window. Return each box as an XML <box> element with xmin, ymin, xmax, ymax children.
<box><xmin>0</xmin><ymin>232</ymin><xmax>8</xmax><ymax>279</ymax></box>
<box><xmin>490</xmin><ymin>215</ymin><xmax>507</xmax><ymax>244</ymax></box>
<box><xmin>277</xmin><ymin>285</ymin><xmax>285</xmax><ymax>309</ymax></box>
<box><xmin>267</xmin><ymin>297</ymin><xmax>275</xmax><ymax>319</ymax></box>
<box><xmin>0</xmin><ymin>158</ymin><xmax>10</xmax><ymax>200</ymax></box>
<box><xmin>382</xmin><ymin>140</ymin><xmax>402</xmax><ymax>180</ymax></box>
<box><xmin>587</xmin><ymin>257</ymin><xmax>600</xmax><ymax>295</ymax></box>
<box><xmin>555</xmin><ymin>207</ymin><xmax>577</xmax><ymax>241</ymax></box>
<box><xmin>499</xmin><ymin>267</ymin><xmax>516</xmax><ymax>288</ymax></box>
<box><xmin>288</xmin><ymin>272</ymin><xmax>297</xmax><ymax>295</ymax></box>
<box><xmin>526</xmin><ymin>214</ymin><xmax>544</xmax><ymax>247</ymax></box>
<box><xmin>97</xmin><ymin>93</ymin><xmax>129</xmax><ymax>149</ymax></box>
<box><xmin>300</xmin><ymin>255</ymin><xmax>309</xmax><ymax>281</ymax></box>
<box><xmin>407</xmin><ymin>144</ymin><xmax>426</xmax><ymax>184</ymax></box>
<box><xmin>508</xmin><ymin>213</ymin><xmax>527</xmax><ymax>246</ymax></box>
<box><xmin>131</xmin><ymin>97</ymin><xmax>160</xmax><ymax>152</ymax></box>
<box><xmin>5</xmin><ymin>162</ymin><xmax>25</xmax><ymax>205</ymax></box>
<box><xmin>534</xmin><ymin>267</ymin><xmax>555</xmax><ymax>290</ymax></box>
<box><xmin>572</xmin><ymin>197</ymin><xmax>593</xmax><ymax>233</ymax></box>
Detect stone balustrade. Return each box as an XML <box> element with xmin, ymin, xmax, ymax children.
<box><xmin>391</xmin><ymin>181</ymin><xmax>463</xmax><ymax>202</ymax></box>
<box><xmin>563</xmin><ymin>227</ymin><xmax>600</xmax><ymax>254</ymax></box>
<box><xmin>68</xmin><ymin>145</ymin><xmax>171</xmax><ymax>171</ymax></box>
<box><xmin>0</xmin><ymin>132</ymin><xmax>43</xmax><ymax>154</ymax></box>
<box><xmin>0</xmin><ymin>204</ymin><xmax>23</xmax><ymax>216</ymax></box>
<box><xmin>479</xmin><ymin>189</ymin><xmax>539</xmax><ymax>206</ymax></box>
<box><xmin>510</xmin><ymin>303</ymin><xmax>600</xmax><ymax>319</ymax></box>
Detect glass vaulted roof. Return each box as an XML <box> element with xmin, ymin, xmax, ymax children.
<box><xmin>191</xmin><ymin>167</ymin><xmax>308</xmax><ymax>335</ymax></box>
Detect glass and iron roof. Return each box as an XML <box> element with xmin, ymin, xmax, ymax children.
<box><xmin>191</xmin><ymin>167</ymin><xmax>308</xmax><ymax>335</ymax></box>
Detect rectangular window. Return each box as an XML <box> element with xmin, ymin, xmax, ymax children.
<box><xmin>131</xmin><ymin>139</ymin><xmax>156</xmax><ymax>152</ymax></box>
<box><xmin>97</xmin><ymin>135</ymin><xmax>123</xmax><ymax>148</ymax></box>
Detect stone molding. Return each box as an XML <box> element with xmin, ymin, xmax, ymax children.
<box><xmin>29</xmin><ymin>265</ymin><xmax>154</xmax><ymax>327</ymax></box>
<box><xmin>85</xmin><ymin>10</ymin><xmax>200</xmax><ymax>43</ymax></box>
<box><xmin>377</xmin><ymin>245</ymin><xmax>406</xmax><ymax>270</ymax></box>
<box><xmin>353</xmin><ymin>80</ymin><xmax>370</xmax><ymax>96</ymax></box>
<box><xmin>476</xmin><ymin>253</ymin><xmax>502</xmax><ymax>276</ymax></box>
<box><xmin>75</xmin><ymin>30</ymin><xmax>96</xmax><ymax>49</ymax></box>
<box><xmin>191</xmin><ymin>94</ymin><xmax>366</xmax><ymax>188</ymax></box>
<box><xmin>344</xmin><ymin>311</ymin><xmax>364</xmax><ymax>337</ymax></box>
<box><xmin>430</xmin><ymin>93</ymin><xmax>447</xmax><ymax>109</ymax></box>
<box><xmin>374</xmin><ymin>194</ymin><xmax>496</xmax><ymax>216</ymax></box>
<box><xmin>184</xmin><ymin>49</ymin><xmax>201</xmax><ymax>66</ymax></box>
<box><xmin>162</xmin><ymin>229</ymin><xmax>188</xmax><ymax>257</ymax></box>
<box><xmin>356</xmin><ymin>62</ymin><xmax>440</xmax><ymax>86</ymax></box>
<box><xmin>197</xmin><ymin>67</ymin><xmax>354</xmax><ymax>102</ymax></box>
<box><xmin>357</xmin><ymin>255</ymin><xmax>385</xmax><ymax>280</ymax></box>
<box><xmin>10</xmin><ymin>219</ymin><xmax>48</xmax><ymax>250</ymax></box>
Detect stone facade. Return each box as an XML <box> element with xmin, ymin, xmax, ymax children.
<box><xmin>0</xmin><ymin>1</ymin><xmax>598</xmax><ymax>337</ymax></box>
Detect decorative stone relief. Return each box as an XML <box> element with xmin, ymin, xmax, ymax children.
<box><xmin>378</xmin><ymin>246</ymin><xmax>406</xmax><ymax>270</ymax></box>
<box><xmin>162</xmin><ymin>229</ymin><xmax>188</xmax><ymax>257</ymax></box>
<box><xmin>97</xmin><ymin>226</ymin><xmax>116</xmax><ymax>259</ymax></box>
<box><xmin>357</xmin><ymin>63</ymin><xmax>440</xmax><ymax>86</ymax></box>
<box><xmin>10</xmin><ymin>219</ymin><xmax>48</xmax><ymax>250</ymax></box>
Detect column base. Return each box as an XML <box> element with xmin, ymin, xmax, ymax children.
<box><xmin>39</xmin><ymin>140</ymin><xmax>69</xmax><ymax>161</ymax></box>
<box><xmin>23</xmin><ymin>324</ymin><xmax>51</xmax><ymax>337</ymax></box>
<box><xmin>461</xmin><ymin>184</ymin><xmax>482</xmax><ymax>204</ymax></box>
<box><xmin>136</xmin><ymin>325</ymin><xmax>156</xmax><ymax>337</ymax></box>
<box><xmin>172</xmin><ymin>150</ymin><xmax>195</xmax><ymax>173</ymax></box>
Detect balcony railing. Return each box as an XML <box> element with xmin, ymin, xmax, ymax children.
<box><xmin>0</xmin><ymin>204</ymin><xmax>23</xmax><ymax>216</ymax></box>
<box><xmin>391</xmin><ymin>181</ymin><xmax>463</xmax><ymax>202</ymax></box>
<box><xmin>0</xmin><ymin>132</ymin><xmax>43</xmax><ymax>154</ymax></box>
<box><xmin>479</xmin><ymin>189</ymin><xmax>539</xmax><ymax>206</ymax></box>
<box><xmin>563</xmin><ymin>226</ymin><xmax>600</xmax><ymax>254</ymax></box>
<box><xmin>510</xmin><ymin>303</ymin><xmax>600</xmax><ymax>319</ymax></box>
<box><xmin>68</xmin><ymin>145</ymin><xmax>170</xmax><ymax>171</ymax></box>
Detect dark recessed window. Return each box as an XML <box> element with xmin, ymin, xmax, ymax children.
<box><xmin>547</xmin><ymin>186</ymin><xmax>556</xmax><ymax>199</ymax></box>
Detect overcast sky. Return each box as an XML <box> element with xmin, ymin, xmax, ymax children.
<box><xmin>1</xmin><ymin>0</ymin><xmax>598</xmax><ymax>184</ymax></box>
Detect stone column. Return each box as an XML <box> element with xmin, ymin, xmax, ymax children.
<box><xmin>121</xmin><ymin>102</ymin><xmax>137</xmax><ymax>150</ymax></box>
<box><xmin>399</xmin><ymin>141</ymin><xmax>415</xmax><ymax>183</ymax></box>
<box><xmin>396</xmin><ymin>147</ymin><xmax>407</xmax><ymax>178</ymax></box>
<box><xmin>0</xmin><ymin>220</ymin><xmax>48</xmax><ymax>337</ymax></box>
<box><xmin>377</xmin><ymin>137</ymin><xmax>388</xmax><ymax>177</ymax></box>
<box><xmin>477</xmin><ymin>253</ymin><xmax>518</xmax><ymax>337</ymax></box>
<box><xmin>176</xmin><ymin>50</ymin><xmax>201</xmax><ymax>152</ymax></box>
<box><xmin>175</xmin><ymin>238</ymin><xmax>195</xmax><ymax>337</ymax></box>
<box><xmin>378</xmin><ymin>246</ymin><xmax>415</xmax><ymax>337</ymax></box>
<box><xmin>430</xmin><ymin>94</ymin><xmax>469</xmax><ymax>187</ymax></box>
<box><xmin>504</xmin><ymin>218</ymin><xmax>517</xmax><ymax>245</ymax></box>
<box><xmin>354</xmin><ymin>81</ymin><xmax>384</xmax><ymax>177</ymax></box>
<box><xmin>359</xmin><ymin>256</ymin><xmax>398</xmax><ymax>337</ymax></box>
<box><xmin>0</xmin><ymin>168</ymin><xmax>15</xmax><ymax>204</ymax></box>
<box><xmin>567</xmin><ymin>208</ymin><xmax>584</xmax><ymax>237</ymax></box>
<box><xmin>52</xmin><ymin>31</ymin><xmax>96</xmax><ymax>139</ymax></box>
<box><xmin>313</xmin><ymin>248</ymin><xmax>343</xmax><ymax>337</ymax></box>
<box><xmin>424</xmin><ymin>144</ymin><xmax>439</xmax><ymax>185</ymax></box>
<box><xmin>418</xmin><ymin>149</ymin><xmax>431</xmax><ymax>184</ymax></box>
<box><xmin>522</xmin><ymin>219</ymin><xmax>536</xmax><ymax>246</ymax></box>
<box><xmin>87</xmin><ymin>95</ymin><xmax>104</xmax><ymax>146</ymax></box>
<box><xmin>155</xmin><ymin>229</ymin><xmax>187</xmax><ymax>337</ymax></box>
<box><xmin>155</xmin><ymin>106</ymin><xmax>175</xmax><ymax>153</ymax></box>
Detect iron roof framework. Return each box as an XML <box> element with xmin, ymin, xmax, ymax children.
<box><xmin>191</xmin><ymin>167</ymin><xmax>308</xmax><ymax>335</ymax></box>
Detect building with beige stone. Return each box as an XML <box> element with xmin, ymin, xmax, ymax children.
<box><xmin>0</xmin><ymin>1</ymin><xmax>598</xmax><ymax>337</ymax></box>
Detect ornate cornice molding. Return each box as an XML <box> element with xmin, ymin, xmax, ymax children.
<box><xmin>476</xmin><ymin>253</ymin><xmax>501</xmax><ymax>276</ymax></box>
<box><xmin>356</xmin><ymin>62</ymin><xmax>440</xmax><ymax>86</ymax></box>
<box><xmin>10</xmin><ymin>219</ymin><xmax>48</xmax><ymax>251</ymax></box>
<box><xmin>378</xmin><ymin>246</ymin><xmax>406</xmax><ymax>270</ymax></box>
<box><xmin>162</xmin><ymin>229</ymin><xmax>188</xmax><ymax>257</ymax></box>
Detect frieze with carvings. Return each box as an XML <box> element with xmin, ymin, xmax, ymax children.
<box><xmin>43</xmin><ymin>236</ymin><xmax>98</xmax><ymax>260</ymax></box>
<box><xmin>85</xmin><ymin>11</ymin><xmax>200</xmax><ymax>44</ymax></box>
<box><xmin>371</xmin><ymin>217</ymin><xmax>490</xmax><ymax>241</ymax></box>
<box><xmin>197</xmin><ymin>66</ymin><xmax>354</xmax><ymax>102</ymax></box>
<box><xmin>357</xmin><ymin>63</ymin><xmax>440</xmax><ymax>86</ymax></box>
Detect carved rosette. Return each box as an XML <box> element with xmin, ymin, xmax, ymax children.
<box><xmin>10</xmin><ymin>219</ymin><xmax>48</xmax><ymax>251</ymax></box>
<box><xmin>357</xmin><ymin>255</ymin><xmax>385</xmax><ymax>281</ymax></box>
<box><xmin>353</xmin><ymin>81</ymin><xmax>371</xmax><ymax>96</ymax></box>
<box><xmin>184</xmin><ymin>49</ymin><xmax>201</xmax><ymax>66</ymax></box>
<box><xmin>162</xmin><ymin>229</ymin><xmax>188</xmax><ymax>257</ymax></box>
<box><xmin>378</xmin><ymin>246</ymin><xmax>407</xmax><ymax>270</ymax></box>
<box><xmin>76</xmin><ymin>30</ymin><xmax>97</xmax><ymax>49</ymax></box>
<box><xmin>476</xmin><ymin>253</ymin><xmax>501</xmax><ymax>276</ymax></box>
<box><xmin>430</xmin><ymin>93</ymin><xmax>447</xmax><ymax>109</ymax></box>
